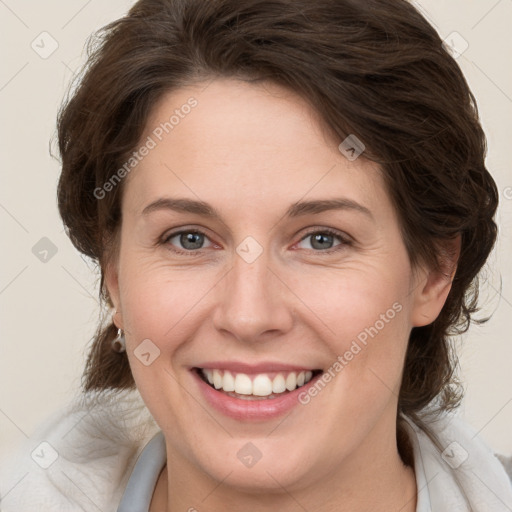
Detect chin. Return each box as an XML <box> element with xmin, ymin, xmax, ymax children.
<box><xmin>190</xmin><ymin>438</ymin><xmax>318</xmax><ymax>493</ymax></box>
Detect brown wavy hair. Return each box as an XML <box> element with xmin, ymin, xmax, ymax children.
<box><xmin>56</xmin><ymin>0</ymin><xmax>498</xmax><ymax>440</ymax></box>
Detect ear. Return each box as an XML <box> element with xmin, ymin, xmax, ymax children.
<box><xmin>410</xmin><ymin>235</ymin><xmax>461</xmax><ymax>327</ymax></box>
<box><xmin>103</xmin><ymin>259</ymin><xmax>124</xmax><ymax>330</ymax></box>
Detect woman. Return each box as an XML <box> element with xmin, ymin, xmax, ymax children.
<box><xmin>1</xmin><ymin>0</ymin><xmax>511</xmax><ymax>510</ymax></box>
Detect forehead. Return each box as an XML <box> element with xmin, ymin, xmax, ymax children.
<box><xmin>122</xmin><ymin>78</ymin><xmax>387</xmax><ymax>218</ymax></box>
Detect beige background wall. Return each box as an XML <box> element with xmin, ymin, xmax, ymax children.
<box><xmin>1</xmin><ymin>0</ymin><xmax>511</xmax><ymax>459</ymax></box>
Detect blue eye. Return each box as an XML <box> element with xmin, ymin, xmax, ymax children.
<box><xmin>163</xmin><ymin>230</ymin><xmax>214</xmax><ymax>253</ymax></box>
<box><xmin>296</xmin><ymin>229</ymin><xmax>349</xmax><ymax>252</ymax></box>
<box><xmin>161</xmin><ymin>227</ymin><xmax>350</xmax><ymax>256</ymax></box>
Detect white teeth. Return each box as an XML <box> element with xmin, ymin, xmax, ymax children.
<box><xmin>213</xmin><ymin>369</ymin><xmax>223</xmax><ymax>389</ymax></box>
<box><xmin>285</xmin><ymin>372</ymin><xmax>297</xmax><ymax>391</ymax></box>
<box><xmin>204</xmin><ymin>369</ymin><xmax>214</xmax><ymax>385</ymax></box>
<box><xmin>234</xmin><ymin>373</ymin><xmax>253</xmax><ymax>395</ymax></box>
<box><xmin>272</xmin><ymin>374</ymin><xmax>286</xmax><ymax>393</ymax></box>
<box><xmin>200</xmin><ymin>368</ymin><xmax>317</xmax><ymax>397</ymax></box>
<box><xmin>223</xmin><ymin>370</ymin><xmax>235</xmax><ymax>392</ymax></box>
<box><xmin>252</xmin><ymin>374</ymin><xmax>273</xmax><ymax>396</ymax></box>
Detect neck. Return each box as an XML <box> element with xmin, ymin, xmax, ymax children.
<box><xmin>151</xmin><ymin>421</ymin><xmax>417</xmax><ymax>512</ymax></box>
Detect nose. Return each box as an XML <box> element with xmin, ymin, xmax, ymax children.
<box><xmin>212</xmin><ymin>247</ymin><xmax>294</xmax><ymax>344</ymax></box>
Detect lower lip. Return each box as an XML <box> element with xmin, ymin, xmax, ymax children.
<box><xmin>191</xmin><ymin>369</ymin><xmax>322</xmax><ymax>421</ymax></box>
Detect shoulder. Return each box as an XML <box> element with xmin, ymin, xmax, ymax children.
<box><xmin>402</xmin><ymin>411</ymin><xmax>512</xmax><ymax>511</ymax></box>
<box><xmin>0</xmin><ymin>388</ymin><xmax>159</xmax><ymax>512</ymax></box>
<box><xmin>497</xmin><ymin>453</ymin><xmax>512</xmax><ymax>485</ymax></box>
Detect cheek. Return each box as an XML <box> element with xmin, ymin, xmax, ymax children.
<box><xmin>118</xmin><ymin>252</ymin><xmax>213</xmax><ymax>342</ymax></box>
<box><xmin>288</xmin><ymin>255</ymin><xmax>412</xmax><ymax>397</ymax></box>
<box><xmin>118</xmin><ymin>259</ymin><xmax>199</xmax><ymax>424</ymax></box>
<box><xmin>294</xmin><ymin>262</ymin><xmax>410</xmax><ymax>348</ymax></box>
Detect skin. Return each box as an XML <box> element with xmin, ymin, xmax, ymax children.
<box><xmin>105</xmin><ymin>78</ymin><xmax>458</xmax><ymax>512</ymax></box>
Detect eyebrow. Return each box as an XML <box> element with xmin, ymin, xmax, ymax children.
<box><xmin>141</xmin><ymin>197</ymin><xmax>374</xmax><ymax>221</ymax></box>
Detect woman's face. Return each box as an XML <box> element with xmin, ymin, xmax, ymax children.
<box><xmin>107</xmin><ymin>78</ymin><xmax>450</xmax><ymax>494</ymax></box>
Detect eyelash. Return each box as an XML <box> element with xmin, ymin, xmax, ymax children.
<box><xmin>160</xmin><ymin>227</ymin><xmax>352</xmax><ymax>256</ymax></box>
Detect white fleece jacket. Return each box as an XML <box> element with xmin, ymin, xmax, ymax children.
<box><xmin>1</xmin><ymin>388</ymin><xmax>511</xmax><ymax>511</ymax></box>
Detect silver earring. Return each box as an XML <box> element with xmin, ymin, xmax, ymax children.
<box><xmin>111</xmin><ymin>328</ymin><xmax>126</xmax><ymax>353</ymax></box>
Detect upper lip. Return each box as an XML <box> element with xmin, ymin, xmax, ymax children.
<box><xmin>192</xmin><ymin>361</ymin><xmax>320</xmax><ymax>374</ymax></box>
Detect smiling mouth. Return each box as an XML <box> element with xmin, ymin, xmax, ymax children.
<box><xmin>194</xmin><ymin>367</ymin><xmax>323</xmax><ymax>400</ymax></box>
